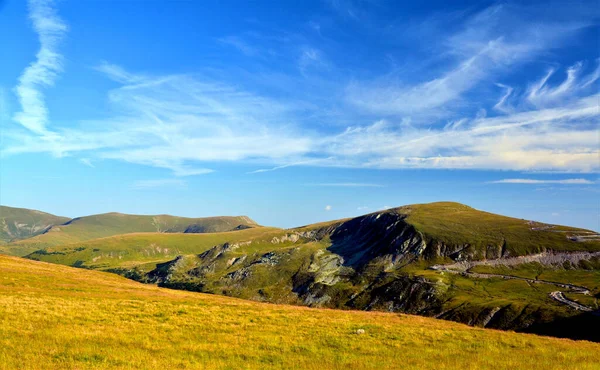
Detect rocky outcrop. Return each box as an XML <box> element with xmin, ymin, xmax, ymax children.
<box><xmin>431</xmin><ymin>251</ymin><xmax>600</xmax><ymax>273</ymax></box>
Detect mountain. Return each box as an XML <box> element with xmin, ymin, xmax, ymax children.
<box><xmin>2</xmin><ymin>210</ymin><xmax>258</xmax><ymax>256</ymax></box>
<box><xmin>25</xmin><ymin>202</ymin><xmax>600</xmax><ymax>341</ymax></box>
<box><xmin>0</xmin><ymin>205</ymin><xmax>70</xmax><ymax>244</ymax></box>
<box><xmin>1</xmin><ymin>254</ymin><xmax>597</xmax><ymax>369</ymax></box>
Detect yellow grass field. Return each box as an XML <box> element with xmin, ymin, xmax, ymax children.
<box><xmin>0</xmin><ymin>255</ymin><xmax>598</xmax><ymax>370</ymax></box>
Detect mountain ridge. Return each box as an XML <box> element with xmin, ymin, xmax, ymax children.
<box><xmin>0</xmin><ymin>206</ymin><xmax>259</xmax><ymax>256</ymax></box>
<box><xmin>0</xmin><ymin>205</ymin><xmax>71</xmax><ymax>244</ymax></box>
<box><xmin>23</xmin><ymin>201</ymin><xmax>600</xmax><ymax>341</ymax></box>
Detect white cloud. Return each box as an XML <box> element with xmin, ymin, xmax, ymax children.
<box><xmin>247</xmin><ymin>158</ymin><xmax>332</xmax><ymax>174</ymax></box>
<box><xmin>299</xmin><ymin>47</ymin><xmax>328</xmax><ymax>74</ymax></box>
<box><xmin>329</xmin><ymin>91</ymin><xmax>599</xmax><ymax>172</ymax></box>
<box><xmin>325</xmin><ymin>205</ymin><xmax>332</xmax><ymax>211</ymax></box>
<box><xmin>13</xmin><ymin>0</ymin><xmax>67</xmax><ymax>135</ymax></box>
<box><xmin>357</xmin><ymin>206</ymin><xmax>369</xmax><ymax>210</ymax></box>
<box><xmin>493</xmin><ymin>83</ymin><xmax>514</xmax><ymax>113</ymax></box>
<box><xmin>490</xmin><ymin>179</ymin><xmax>595</xmax><ymax>185</ymax></box>
<box><xmin>345</xmin><ymin>4</ymin><xmax>593</xmax><ymax>117</ymax></box>
<box><xmin>3</xmin><ymin>3</ymin><xmax>599</xmax><ymax>176</ymax></box>
<box><xmin>79</xmin><ymin>158</ymin><xmax>94</xmax><ymax>168</ymax></box>
<box><xmin>5</xmin><ymin>64</ymin><xmax>599</xmax><ymax>174</ymax></box>
<box><xmin>308</xmin><ymin>183</ymin><xmax>383</xmax><ymax>187</ymax></box>
<box><xmin>5</xmin><ymin>66</ymin><xmax>314</xmax><ymax>176</ymax></box>
<box><xmin>132</xmin><ymin>179</ymin><xmax>188</xmax><ymax>189</ymax></box>
<box><xmin>218</xmin><ymin>36</ymin><xmax>259</xmax><ymax>56</ymax></box>
<box><xmin>526</xmin><ymin>62</ymin><xmax>599</xmax><ymax>108</ymax></box>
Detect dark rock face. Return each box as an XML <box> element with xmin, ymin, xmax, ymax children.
<box><xmin>328</xmin><ymin>212</ymin><xmax>426</xmax><ymax>269</ymax></box>
<box><xmin>183</xmin><ymin>224</ymin><xmax>208</xmax><ymax>233</ymax></box>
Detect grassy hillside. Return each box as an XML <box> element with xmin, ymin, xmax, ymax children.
<box><xmin>24</xmin><ymin>202</ymin><xmax>600</xmax><ymax>340</ymax></box>
<box><xmin>392</xmin><ymin>202</ymin><xmax>600</xmax><ymax>256</ymax></box>
<box><xmin>27</xmin><ymin>227</ymin><xmax>284</xmax><ymax>271</ymax></box>
<box><xmin>0</xmin><ymin>205</ymin><xmax>70</xmax><ymax>244</ymax></box>
<box><xmin>1</xmin><ymin>255</ymin><xmax>598</xmax><ymax>370</ymax></box>
<box><xmin>3</xmin><ymin>212</ymin><xmax>258</xmax><ymax>256</ymax></box>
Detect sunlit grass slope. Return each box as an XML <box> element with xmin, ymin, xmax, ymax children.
<box><xmin>1</xmin><ymin>255</ymin><xmax>598</xmax><ymax>370</ymax></box>
<box><xmin>395</xmin><ymin>202</ymin><xmax>600</xmax><ymax>256</ymax></box>
<box><xmin>3</xmin><ymin>212</ymin><xmax>259</xmax><ymax>256</ymax></box>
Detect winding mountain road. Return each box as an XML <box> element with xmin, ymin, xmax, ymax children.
<box><xmin>549</xmin><ymin>291</ymin><xmax>593</xmax><ymax>312</ymax></box>
<box><xmin>430</xmin><ymin>251</ymin><xmax>599</xmax><ymax>312</ymax></box>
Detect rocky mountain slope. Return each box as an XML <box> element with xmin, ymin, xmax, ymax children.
<box><xmin>1</xmin><ymin>208</ymin><xmax>258</xmax><ymax>256</ymax></box>
<box><xmin>25</xmin><ymin>202</ymin><xmax>600</xmax><ymax>341</ymax></box>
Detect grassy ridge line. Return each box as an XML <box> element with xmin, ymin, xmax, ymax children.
<box><xmin>397</xmin><ymin>202</ymin><xmax>600</xmax><ymax>256</ymax></box>
<box><xmin>1</xmin><ymin>255</ymin><xmax>599</xmax><ymax>370</ymax></box>
<box><xmin>3</xmin><ymin>212</ymin><xmax>260</xmax><ymax>256</ymax></box>
<box><xmin>0</xmin><ymin>205</ymin><xmax>70</xmax><ymax>244</ymax></box>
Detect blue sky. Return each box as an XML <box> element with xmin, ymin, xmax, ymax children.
<box><xmin>1</xmin><ymin>0</ymin><xmax>599</xmax><ymax>230</ymax></box>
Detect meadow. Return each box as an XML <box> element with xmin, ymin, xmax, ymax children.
<box><xmin>3</xmin><ymin>211</ymin><xmax>259</xmax><ymax>256</ymax></box>
<box><xmin>1</xmin><ymin>255</ymin><xmax>599</xmax><ymax>370</ymax></box>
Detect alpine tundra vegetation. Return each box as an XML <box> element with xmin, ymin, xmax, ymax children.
<box><xmin>1</xmin><ymin>0</ymin><xmax>599</xmax><ymax>368</ymax></box>
<box><xmin>13</xmin><ymin>202</ymin><xmax>600</xmax><ymax>342</ymax></box>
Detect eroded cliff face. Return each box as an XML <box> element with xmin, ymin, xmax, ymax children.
<box><xmin>121</xmin><ymin>211</ymin><xmax>596</xmax><ymax>339</ymax></box>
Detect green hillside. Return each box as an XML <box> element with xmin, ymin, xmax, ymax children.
<box><xmin>26</xmin><ymin>202</ymin><xmax>600</xmax><ymax>340</ymax></box>
<box><xmin>26</xmin><ymin>227</ymin><xmax>282</xmax><ymax>271</ymax></box>
<box><xmin>1</xmin><ymin>254</ymin><xmax>598</xmax><ymax>370</ymax></box>
<box><xmin>0</xmin><ymin>206</ymin><xmax>70</xmax><ymax>244</ymax></box>
<box><xmin>3</xmin><ymin>211</ymin><xmax>258</xmax><ymax>256</ymax></box>
<box><xmin>395</xmin><ymin>202</ymin><xmax>600</xmax><ymax>256</ymax></box>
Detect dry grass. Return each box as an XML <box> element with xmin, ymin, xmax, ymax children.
<box><xmin>0</xmin><ymin>255</ymin><xmax>598</xmax><ymax>370</ymax></box>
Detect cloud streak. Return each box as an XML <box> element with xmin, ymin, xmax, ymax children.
<box><xmin>13</xmin><ymin>0</ymin><xmax>67</xmax><ymax>135</ymax></box>
<box><xmin>490</xmin><ymin>179</ymin><xmax>595</xmax><ymax>185</ymax></box>
<box><xmin>3</xmin><ymin>2</ymin><xmax>599</xmax><ymax>177</ymax></box>
<box><xmin>132</xmin><ymin>179</ymin><xmax>188</xmax><ymax>189</ymax></box>
<box><xmin>4</xmin><ymin>65</ymin><xmax>599</xmax><ymax>174</ymax></box>
<box><xmin>345</xmin><ymin>4</ymin><xmax>595</xmax><ymax>118</ymax></box>
<box><xmin>307</xmin><ymin>183</ymin><xmax>384</xmax><ymax>187</ymax></box>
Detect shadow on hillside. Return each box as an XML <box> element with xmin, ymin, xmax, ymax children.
<box><xmin>522</xmin><ymin>311</ymin><xmax>600</xmax><ymax>342</ymax></box>
<box><xmin>327</xmin><ymin>212</ymin><xmax>416</xmax><ymax>269</ymax></box>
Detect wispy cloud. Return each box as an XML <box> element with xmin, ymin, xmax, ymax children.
<box><xmin>3</xmin><ymin>2</ymin><xmax>599</xmax><ymax>177</ymax></box>
<box><xmin>324</xmin><ymin>205</ymin><xmax>332</xmax><ymax>211</ymax></box>
<box><xmin>247</xmin><ymin>158</ymin><xmax>332</xmax><ymax>174</ymax></box>
<box><xmin>324</xmin><ymin>92</ymin><xmax>599</xmax><ymax>172</ymax></box>
<box><xmin>493</xmin><ymin>83</ymin><xmax>514</xmax><ymax>113</ymax></box>
<box><xmin>218</xmin><ymin>36</ymin><xmax>259</xmax><ymax>56</ymax></box>
<box><xmin>307</xmin><ymin>182</ymin><xmax>384</xmax><ymax>187</ymax></box>
<box><xmin>132</xmin><ymin>179</ymin><xmax>188</xmax><ymax>189</ymax></box>
<box><xmin>13</xmin><ymin>0</ymin><xmax>67</xmax><ymax>135</ymax></box>
<box><xmin>345</xmin><ymin>4</ymin><xmax>594</xmax><ymax>118</ymax></box>
<box><xmin>5</xmin><ymin>65</ymin><xmax>599</xmax><ymax>173</ymax></box>
<box><xmin>299</xmin><ymin>47</ymin><xmax>328</xmax><ymax>74</ymax></box>
<box><xmin>490</xmin><ymin>179</ymin><xmax>595</xmax><ymax>185</ymax></box>
<box><xmin>5</xmin><ymin>64</ymin><xmax>312</xmax><ymax>175</ymax></box>
<box><xmin>526</xmin><ymin>61</ymin><xmax>600</xmax><ymax>108</ymax></box>
<box><xmin>79</xmin><ymin>158</ymin><xmax>94</xmax><ymax>168</ymax></box>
